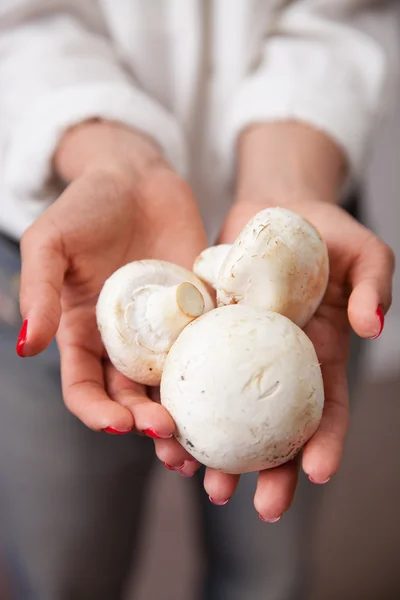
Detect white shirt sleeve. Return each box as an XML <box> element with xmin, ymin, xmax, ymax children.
<box><xmin>0</xmin><ymin>8</ymin><xmax>186</xmax><ymax>238</ymax></box>
<box><xmin>220</xmin><ymin>0</ymin><xmax>399</xmax><ymax>188</ymax></box>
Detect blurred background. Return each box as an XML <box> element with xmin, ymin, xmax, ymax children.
<box><xmin>0</xmin><ymin>8</ymin><xmax>399</xmax><ymax>600</ymax></box>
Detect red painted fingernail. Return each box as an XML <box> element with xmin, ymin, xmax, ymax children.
<box><xmin>164</xmin><ymin>462</ymin><xmax>184</xmax><ymax>471</ymax></box>
<box><xmin>209</xmin><ymin>497</ymin><xmax>230</xmax><ymax>506</ymax></box>
<box><xmin>259</xmin><ymin>514</ymin><xmax>281</xmax><ymax>523</ymax></box>
<box><xmin>372</xmin><ymin>305</ymin><xmax>384</xmax><ymax>339</ymax></box>
<box><xmin>103</xmin><ymin>427</ymin><xmax>131</xmax><ymax>435</ymax></box>
<box><xmin>308</xmin><ymin>475</ymin><xmax>331</xmax><ymax>485</ymax></box>
<box><xmin>144</xmin><ymin>428</ymin><xmax>172</xmax><ymax>440</ymax></box>
<box><xmin>16</xmin><ymin>319</ymin><xmax>28</xmax><ymax>357</ymax></box>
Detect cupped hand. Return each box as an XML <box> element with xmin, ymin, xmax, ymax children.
<box><xmin>18</xmin><ymin>123</ymin><xmax>208</xmax><ymax>462</ymax></box>
<box><xmin>199</xmin><ymin>196</ymin><xmax>394</xmax><ymax>518</ymax></box>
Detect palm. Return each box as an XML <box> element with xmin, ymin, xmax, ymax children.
<box><xmin>305</xmin><ymin>275</ymin><xmax>350</xmax><ymax>375</ymax></box>
<box><xmin>35</xmin><ymin>168</ymin><xmax>209</xmax><ymax>435</ymax></box>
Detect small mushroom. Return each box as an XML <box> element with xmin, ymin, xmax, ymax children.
<box><xmin>160</xmin><ymin>304</ymin><xmax>324</xmax><ymax>474</ymax></box>
<box><xmin>96</xmin><ymin>260</ymin><xmax>214</xmax><ymax>385</ymax></box>
<box><xmin>193</xmin><ymin>244</ymin><xmax>232</xmax><ymax>288</ymax></box>
<box><xmin>193</xmin><ymin>207</ymin><xmax>329</xmax><ymax>328</ymax></box>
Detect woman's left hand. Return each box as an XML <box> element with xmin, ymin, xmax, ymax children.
<box><xmin>183</xmin><ymin>122</ymin><xmax>395</xmax><ymax>518</ymax></box>
<box><xmin>203</xmin><ymin>196</ymin><xmax>394</xmax><ymax>519</ymax></box>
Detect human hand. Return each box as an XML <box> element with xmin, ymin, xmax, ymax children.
<box><xmin>197</xmin><ymin>122</ymin><xmax>395</xmax><ymax>517</ymax></box>
<box><xmin>17</xmin><ymin>121</ymin><xmax>209</xmax><ymax>462</ymax></box>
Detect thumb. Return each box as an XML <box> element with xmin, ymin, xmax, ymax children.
<box><xmin>347</xmin><ymin>236</ymin><xmax>395</xmax><ymax>339</ymax></box>
<box><xmin>17</xmin><ymin>223</ymin><xmax>67</xmax><ymax>357</ymax></box>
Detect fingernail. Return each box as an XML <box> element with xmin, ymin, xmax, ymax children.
<box><xmin>144</xmin><ymin>428</ymin><xmax>173</xmax><ymax>440</ymax></box>
<box><xmin>103</xmin><ymin>426</ymin><xmax>131</xmax><ymax>435</ymax></box>
<box><xmin>259</xmin><ymin>514</ymin><xmax>281</xmax><ymax>523</ymax></box>
<box><xmin>372</xmin><ymin>305</ymin><xmax>384</xmax><ymax>339</ymax></box>
<box><xmin>164</xmin><ymin>462</ymin><xmax>184</xmax><ymax>471</ymax></box>
<box><xmin>209</xmin><ymin>496</ymin><xmax>230</xmax><ymax>506</ymax></box>
<box><xmin>16</xmin><ymin>319</ymin><xmax>28</xmax><ymax>357</ymax></box>
<box><xmin>308</xmin><ymin>475</ymin><xmax>331</xmax><ymax>485</ymax></box>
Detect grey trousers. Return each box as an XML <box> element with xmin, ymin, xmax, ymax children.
<box><xmin>0</xmin><ymin>230</ymin><xmax>362</xmax><ymax>600</ymax></box>
<box><xmin>0</xmin><ymin>320</ymin><xmax>314</xmax><ymax>600</ymax></box>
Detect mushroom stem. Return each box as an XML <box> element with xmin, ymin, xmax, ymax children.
<box><xmin>193</xmin><ymin>244</ymin><xmax>232</xmax><ymax>288</ymax></box>
<box><xmin>147</xmin><ymin>281</ymin><xmax>205</xmax><ymax>323</ymax></box>
<box><xmin>126</xmin><ymin>282</ymin><xmax>205</xmax><ymax>353</ymax></box>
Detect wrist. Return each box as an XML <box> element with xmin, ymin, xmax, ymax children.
<box><xmin>54</xmin><ymin>119</ymin><xmax>170</xmax><ymax>184</ymax></box>
<box><xmin>235</xmin><ymin>121</ymin><xmax>347</xmax><ymax>208</ymax></box>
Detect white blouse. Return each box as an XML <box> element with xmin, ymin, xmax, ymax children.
<box><xmin>0</xmin><ymin>0</ymin><xmax>398</xmax><ymax>241</ymax></box>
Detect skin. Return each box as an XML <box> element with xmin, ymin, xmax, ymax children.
<box><xmin>19</xmin><ymin>120</ymin><xmax>395</xmax><ymax>520</ymax></box>
<box><xmin>204</xmin><ymin>123</ymin><xmax>395</xmax><ymax>518</ymax></box>
<box><xmin>19</xmin><ymin>121</ymin><xmax>208</xmax><ymax>435</ymax></box>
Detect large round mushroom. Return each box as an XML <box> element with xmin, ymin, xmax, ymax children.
<box><xmin>160</xmin><ymin>304</ymin><xmax>324</xmax><ymax>474</ymax></box>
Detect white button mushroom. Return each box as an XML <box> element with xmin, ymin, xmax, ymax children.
<box><xmin>160</xmin><ymin>305</ymin><xmax>324</xmax><ymax>474</ymax></box>
<box><xmin>96</xmin><ymin>260</ymin><xmax>214</xmax><ymax>385</ymax></box>
<box><xmin>193</xmin><ymin>207</ymin><xmax>329</xmax><ymax>328</ymax></box>
<box><xmin>193</xmin><ymin>244</ymin><xmax>232</xmax><ymax>288</ymax></box>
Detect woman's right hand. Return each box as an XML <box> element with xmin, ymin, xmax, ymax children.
<box><xmin>17</xmin><ymin>121</ymin><xmax>207</xmax><ymax>473</ymax></box>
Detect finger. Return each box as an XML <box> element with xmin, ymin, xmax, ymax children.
<box><xmin>302</xmin><ymin>362</ymin><xmax>349</xmax><ymax>484</ymax></box>
<box><xmin>105</xmin><ymin>364</ymin><xmax>175</xmax><ymax>439</ymax></box>
<box><xmin>255</xmin><ymin>459</ymin><xmax>299</xmax><ymax>522</ymax></box>
<box><xmin>59</xmin><ymin>341</ymin><xmax>134</xmax><ymax>432</ymax></box>
<box><xmin>348</xmin><ymin>236</ymin><xmax>395</xmax><ymax>338</ymax></box>
<box><xmin>178</xmin><ymin>460</ymin><xmax>202</xmax><ymax>478</ymax></box>
<box><xmin>154</xmin><ymin>437</ymin><xmax>200</xmax><ymax>471</ymax></box>
<box><xmin>203</xmin><ymin>468</ymin><xmax>240</xmax><ymax>505</ymax></box>
<box><xmin>19</xmin><ymin>225</ymin><xmax>67</xmax><ymax>356</ymax></box>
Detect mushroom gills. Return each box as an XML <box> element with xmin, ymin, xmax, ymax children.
<box><xmin>125</xmin><ymin>282</ymin><xmax>205</xmax><ymax>353</ymax></box>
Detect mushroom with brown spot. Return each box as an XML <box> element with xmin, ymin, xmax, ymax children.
<box><xmin>193</xmin><ymin>207</ymin><xmax>329</xmax><ymax>328</ymax></box>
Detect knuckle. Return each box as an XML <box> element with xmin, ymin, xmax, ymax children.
<box><xmin>372</xmin><ymin>237</ymin><xmax>395</xmax><ymax>267</ymax></box>
<box><xmin>41</xmin><ymin>302</ymin><xmax>61</xmax><ymax>329</ymax></box>
<box><xmin>383</xmin><ymin>242</ymin><xmax>396</xmax><ymax>270</ymax></box>
<box><xmin>20</xmin><ymin>224</ymin><xmax>37</xmax><ymax>255</ymax></box>
<box><xmin>21</xmin><ymin>217</ymin><xmax>63</xmax><ymax>259</ymax></box>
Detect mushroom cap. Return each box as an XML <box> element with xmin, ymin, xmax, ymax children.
<box><xmin>160</xmin><ymin>304</ymin><xmax>324</xmax><ymax>474</ymax></box>
<box><xmin>216</xmin><ymin>207</ymin><xmax>329</xmax><ymax>328</ymax></box>
<box><xmin>193</xmin><ymin>244</ymin><xmax>232</xmax><ymax>288</ymax></box>
<box><xmin>96</xmin><ymin>260</ymin><xmax>214</xmax><ymax>386</ymax></box>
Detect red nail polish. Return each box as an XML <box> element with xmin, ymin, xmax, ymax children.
<box><xmin>144</xmin><ymin>428</ymin><xmax>172</xmax><ymax>440</ymax></box>
<box><xmin>209</xmin><ymin>497</ymin><xmax>230</xmax><ymax>506</ymax></box>
<box><xmin>16</xmin><ymin>319</ymin><xmax>28</xmax><ymax>357</ymax></box>
<box><xmin>103</xmin><ymin>427</ymin><xmax>131</xmax><ymax>435</ymax></box>
<box><xmin>372</xmin><ymin>305</ymin><xmax>384</xmax><ymax>339</ymax></box>
<box><xmin>308</xmin><ymin>475</ymin><xmax>331</xmax><ymax>485</ymax></box>
<box><xmin>164</xmin><ymin>462</ymin><xmax>184</xmax><ymax>471</ymax></box>
<box><xmin>259</xmin><ymin>514</ymin><xmax>281</xmax><ymax>523</ymax></box>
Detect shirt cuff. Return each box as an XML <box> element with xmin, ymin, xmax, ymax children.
<box><xmin>218</xmin><ymin>35</ymin><xmax>385</xmax><ymax>193</ymax></box>
<box><xmin>4</xmin><ymin>81</ymin><xmax>187</xmax><ymax>210</ymax></box>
